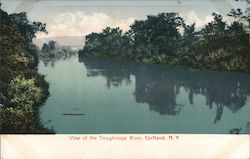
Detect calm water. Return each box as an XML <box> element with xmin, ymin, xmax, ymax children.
<box><xmin>38</xmin><ymin>56</ymin><xmax>250</xmax><ymax>134</ymax></box>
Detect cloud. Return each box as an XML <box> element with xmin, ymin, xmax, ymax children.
<box><xmin>181</xmin><ymin>10</ymin><xmax>213</xmax><ymax>29</ymax></box>
<box><xmin>37</xmin><ymin>12</ymin><xmax>135</xmax><ymax>38</ymax></box>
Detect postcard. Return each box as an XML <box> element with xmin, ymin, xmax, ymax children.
<box><xmin>0</xmin><ymin>0</ymin><xmax>249</xmax><ymax>158</ymax></box>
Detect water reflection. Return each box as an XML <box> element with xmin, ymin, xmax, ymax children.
<box><xmin>79</xmin><ymin>57</ymin><xmax>250</xmax><ymax>123</ymax></box>
<box><xmin>40</xmin><ymin>53</ymin><xmax>76</xmax><ymax>67</ymax></box>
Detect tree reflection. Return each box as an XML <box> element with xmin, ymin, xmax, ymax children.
<box><xmin>80</xmin><ymin>57</ymin><xmax>250</xmax><ymax>122</ymax></box>
<box><xmin>40</xmin><ymin>53</ymin><xmax>75</xmax><ymax>68</ymax></box>
<box><xmin>133</xmin><ymin>66</ymin><xmax>181</xmax><ymax>115</ymax></box>
<box><xmin>79</xmin><ymin>57</ymin><xmax>132</xmax><ymax>88</ymax></box>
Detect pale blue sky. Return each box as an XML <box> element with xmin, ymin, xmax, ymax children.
<box><xmin>0</xmin><ymin>0</ymin><xmax>248</xmax><ymax>38</ymax></box>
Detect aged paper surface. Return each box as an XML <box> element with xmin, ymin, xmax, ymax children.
<box><xmin>0</xmin><ymin>0</ymin><xmax>250</xmax><ymax>158</ymax></box>
<box><xmin>0</xmin><ymin>135</ymin><xmax>249</xmax><ymax>159</ymax></box>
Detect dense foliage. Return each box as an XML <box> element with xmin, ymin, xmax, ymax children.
<box><xmin>0</xmin><ymin>6</ymin><xmax>51</xmax><ymax>133</ymax></box>
<box><xmin>79</xmin><ymin>4</ymin><xmax>250</xmax><ymax>73</ymax></box>
<box><xmin>40</xmin><ymin>40</ymin><xmax>77</xmax><ymax>59</ymax></box>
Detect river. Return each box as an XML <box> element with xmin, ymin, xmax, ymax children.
<box><xmin>38</xmin><ymin>56</ymin><xmax>250</xmax><ymax>134</ymax></box>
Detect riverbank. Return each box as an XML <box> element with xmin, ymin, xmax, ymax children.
<box><xmin>0</xmin><ymin>8</ymin><xmax>53</xmax><ymax>133</ymax></box>
<box><xmin>78</xmin><ymin>10</ymin><xmax>250</xmax><ymax>74</ymax></box>
<box><xmin>78</xmin><ymin>49</ymin><xmax>250</xmax><ymax>74</ymax></box>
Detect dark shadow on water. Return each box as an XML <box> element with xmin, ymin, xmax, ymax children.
<box><xmin>79</xmin><ymin>57</ymin><xmax>250</xmax><ymax>124</ymax></box>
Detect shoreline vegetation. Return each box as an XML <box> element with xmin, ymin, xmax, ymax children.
<box><xmin>39</xmin><ymin>40</ymin><xmax>78</xmax><ymax>67</ymax></box>
<box><xmin>40</xmin><ymin>40</ymin><xmax>78</xmax><ymax>60</ymax></box>
<box><xmin>79</xmin><ymin>2</ymin><xmax>250</xmax><ymax>73</ymax></box>
<box><xmin>0</xmin><ymin>6</ymin><xmax>53</xmax><ymax>133</ymax></box>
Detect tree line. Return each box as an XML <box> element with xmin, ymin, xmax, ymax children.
<box><xmin>79</xmin><ymin>1</ymin><xmax>250</xmax><ymax>73</ymax></box>
<box><xmin>0</xmin><ymin>4</ymin><xmax>52</xmax><ymax>133</ymax></box>
<box><xmin>40</xmin><ymin>40</ymin><xmax>77</xmax><ymax>59</ymax></box>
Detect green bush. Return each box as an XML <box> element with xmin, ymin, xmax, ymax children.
<box><xmin>7</xmin><ymin>76</ymin><xmax>42</xmax><ymax>111</ymax></box>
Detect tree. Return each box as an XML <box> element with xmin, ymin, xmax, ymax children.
<box><xmin>9</xmin><ymin>12</ymin><xmax>48</xmax><ymax>67</ymax></box>
<box><xmin>228</xmin><ymin>9</ymin><xmax>247</xmax><ymax>24</ymax></box>
<box><xmin>9</xmin><ymin>12</ymin><xmax>47</xmax><ymax>47</ymax></box>
<box><xmin>48</xmin><ymin>40</ymin><xmax>57</xmax><ymax>51</ymax></box>
<box><xmin>198</xmin><ymin>13</ymin><xmax>229</xmax><ymax>54</ymax></box>
<box><xmin>130</xmin><ymin>13</ymin><xmax>184</xmax><ymax>56</ymax></box>
<box><xmin>183</xmin><ymin>23</ymin><xmax>197</xmax><ymax>47</ymax></box>
<box><xmin>80</xmin><ymin>27</ymin><xmax>131</xmax><ymax>58</ymax></box>
<box><xmin>232</xmin><ymin>0</ymin><xmax>250</xmax><ymax>27</ymax></box>
<box><xmin>42</xmin><ymin>43</ymin><xmax>50</xmax><ymax>52</ymax></box>
<box><xmin>101</xmin><ymin>27</ymin><xmax>124</xmax><ymax>53</ymax></box>
<box><xmin>201</xmin><ymin>13</ymin><xmax>227</xmax><ymax>37</ymax></box>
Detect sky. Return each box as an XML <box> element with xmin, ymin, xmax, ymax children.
<box><xmin>0</xmin><ymin>0</ymin><xmax>248</xmax><ymax>39</ymax></box>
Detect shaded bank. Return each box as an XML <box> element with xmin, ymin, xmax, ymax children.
<box><xmin>0</xmin><ymin>6</ymin><xmax>52</xmax><ymax>133</ymax></box>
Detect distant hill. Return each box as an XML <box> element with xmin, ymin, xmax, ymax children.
<box><xmin>33</xmin><ymin>36</ymin><xmax>85</xmax><ymax>50</ymax></box>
